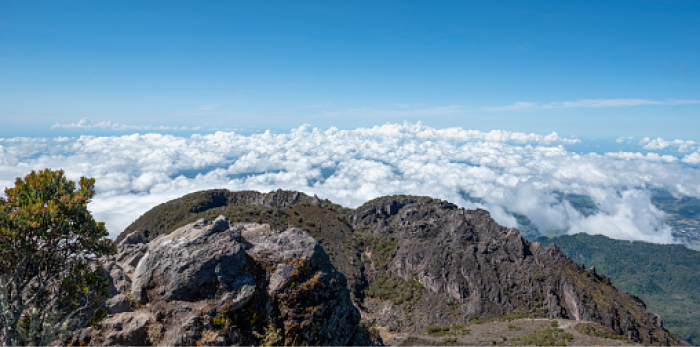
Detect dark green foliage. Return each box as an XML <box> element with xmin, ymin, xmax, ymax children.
<box><xmin>426</xmin><ymin>325</ymin><xmax>450</xmax><ymax>336</ymax></box>
<box><xmin>443</xmin><ymin>337</ymin><xmax>457</xmax><ymax>344</ymax></box>
<box><xmin>538</xmin><ymin>233</ymin><xmax>700</xmax><ymax>345</ymax></box>
<box><xmin>0</xmin><ymin>169</ymin><xmax>115</xmax><ymax>346</ymax></box>
<box><xmin>365</xmin><ymin>272</ymin><xmax>424</xmax><ymax>307</ymax></box>
<box><xmin>351</xmin><ymin>229</ymin><xmax>398</xmax><ymax>268</ymax></box>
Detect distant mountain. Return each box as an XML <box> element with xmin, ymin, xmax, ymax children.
<box><xmin>117</xmin><ymin>189</ymin><xmax>685</xmax><ymax>346</ymax></box>
<box><xmin>536</xmin><ymin>233</ymin><xmax>700</xmax><ymax>345</ymax></box>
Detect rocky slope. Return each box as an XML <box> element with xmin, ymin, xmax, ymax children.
<box><xmin>116</xmin><ymin>189</ymin><xmax>687</xmax><ymax>346</ymax></box>
<box><xmin>72</xmin><ymin>215</ymin><xmax>374</xmax><ymax>346</ymax></box>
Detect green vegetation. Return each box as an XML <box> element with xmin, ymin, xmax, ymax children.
<box><xmin>506</xmin><ymin>327</ymin><xmax>573</xmax><ymax>346</ymax></box>
<box><xmin>211</xmin><ymin>316</ymin><xmax>227</xmax><ymax>329</ymax></box>
<box><xmin>426</xmin><ymin>325</ymin><xmax>450</xmax><ymax>337</ymax></box>
<box><xmin>651</xmin><ymin>190</ymin><xmax>700</xmax><ymax>230</ymax></box>
<box><xmin>352</xmin><ymin>221</ymin><xmax>427</xmax><ymax>311</ymax></box>
<box><xmin>261</xmin><ymin>324</ymin><xmax>281</xmax><ymax>346</ymax></box>
<box><xmin>426</xmin><ymin>323</ymin><xmax>472</xmax><ymax>337</ymax></box>
<box><xmin>444</xmin><ymin>323</ymin><xmax>472</xmax><ymax>335</ymax></box>
<box><xmin>537</xmin><ymin>233</ymin><xmax>700</xmax><ymax>345</ymax></box>
<box><xmin>443</xmin><ymin>337</ymin><xmax>458</xmax><ymax>344</ymax></box>
<box><xmin>351</xmin><ymin>227</ymin><xmax>398</xmax><ymax>268</ymax></box>
<box><xmin>0</xmin><ymin>169</ymin><xmax>115</xmax><ymax>346</ymax></box>
<box><xmin>508</xmin><ymin>324</ymin><xmax>523</xmax><ymax>332</ymax></box>
<box><xmin>117</xmin><ymin>189</ymin><xmax>350</xmax><ymax>243</ymax></box>
<box><xmin>365</xmin><ymin>272</ymin><xmax>423</xmax><ymax>306</ymax></box>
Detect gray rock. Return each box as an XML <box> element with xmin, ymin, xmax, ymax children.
<box><xmin>268</xmin><ymin>263</ymin><xmax>295</xmax><ymax>293</ymax></box>
<box><xmin>349</xmin><ymin>196</ymin><xmax>684</xmax><ymax>346</ymax></box>
<box><xmin>131</xmin><ymin>216</ymin><xmax>249</xmax><ymax>303</ymax></box>
<box><xmin>248</xmin><ymin>228</ymin><xmax>362</xmax><ymax>346</ymax></box>
<box><xmin>104</xmin><ymin>294</ymin><xmax>132</xmax><ymax>314</ymax></box>
<box><xmin>77</xmin><ymin>215</ymin><xmax>368</xmax><ymax>346</ymax></box>
<box><xmin>92</xmin><ymin>311</ymin><xmax>152</xmax><ymax>346</ymax></box>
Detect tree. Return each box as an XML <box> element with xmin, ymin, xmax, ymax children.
<box><xmin>0</xmin><ymin>169</ymin><xmax>115</xmax><ymax>346</ymax></box>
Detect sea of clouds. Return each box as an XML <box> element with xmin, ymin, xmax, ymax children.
<box><xmin>2</xmin><ymin>122</ymin><xmax>700</xmax><ymax>242</ymax></box>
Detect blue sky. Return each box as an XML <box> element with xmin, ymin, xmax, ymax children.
<box><xmin>1</xmin><ymin>0</ymin><xmax>699</xmax><ymax>138</ymax></box>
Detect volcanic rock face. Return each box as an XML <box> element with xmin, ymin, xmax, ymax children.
<box><xmin>72</xmin><ymin>216</ymin><xmax>369</xmax><ymax>346</ymax></box>
<box><xmin>349</xmin><ymin>196</ymin><xmax>684</xmax><ymax>346</ymax></box>
<box><xmin>114</xmin><ymin>189</ymin><xmax>687</xmax><ymax>346</ymax></box>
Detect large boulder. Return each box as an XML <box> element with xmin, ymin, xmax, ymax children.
<box><xmin>247</xmin><ymin>228</ymin><xmax>361</xmax><ymax>345</ymax></box>
<box><xmin>72</xmin><ymin>216</ymin><xmax>368</xmax><ymax>346</ymax></box>
<box><xmin>131</xmin><ymin>215</ymin><xmax>252</xmax><ymax>303</ymax></box>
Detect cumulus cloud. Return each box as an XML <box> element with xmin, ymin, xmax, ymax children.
<box><xmin>2</xmin><ymin>122</ymin><xmax>700</xmax><ymax>244</ymax></box>
<box><xmin>640</xmin><ymin>137</ymin><xmax>698</xmax><ymax>152</ymax></box>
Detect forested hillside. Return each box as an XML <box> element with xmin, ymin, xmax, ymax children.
<box><xmin>538</xmin><ymin>234</ymin><xmax>700</xmax><ymax>345</ymax></box>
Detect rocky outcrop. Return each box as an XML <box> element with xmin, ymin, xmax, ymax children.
<box><xmin>349</xmin><ymin>196</ymin><xmax>685</xmax><ymax>346</ymax></box>
<box><xmin>113</xmin><ymin>190</ymin><xmax>687</xmax><ymax>346</ymax></box>
<box><xmin>72</xmin><ymin>215</ymin><xmax>370</xmax><ymax>346</ymax></box>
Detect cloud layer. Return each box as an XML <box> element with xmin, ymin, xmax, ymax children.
<box><xmin>2</xmin><ymin>122</ymin><xmax>700</xmax><ymax>243</ymax></box>
<box><xmin>51</xmin><ymin>118</ymin><xmax>202</xmax><ymax>131</ymax></box>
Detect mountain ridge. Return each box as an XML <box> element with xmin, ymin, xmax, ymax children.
<box><xmin>117</xmin><ymin>189</ymin><xmax>686</xmax><ymax>346</ymax></box>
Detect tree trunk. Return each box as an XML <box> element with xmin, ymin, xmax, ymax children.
<box><xmin>3</xmin><ymin>328</ymin><xmax>17</xmax><ymax>347</ymax></box>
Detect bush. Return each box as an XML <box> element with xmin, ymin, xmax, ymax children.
<box><xmin>0</xmin><ymin>169</ymin><xmax>115</xmax><ymax>346</ymax></box>
<box><xmin>426</xmin><ymin>325</ymin><xmax>450</xmax><ymax>336</ymax></box>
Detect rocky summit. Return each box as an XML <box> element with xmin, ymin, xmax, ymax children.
<box><xmin>71</xmin><ymin>215</ymin><xmax>373</xmax><ymax>346</ymax></box>
<box><xmin>101</xmin><ymin>189</ymin><xmax>686</xmax><ymax>346</ymax></box>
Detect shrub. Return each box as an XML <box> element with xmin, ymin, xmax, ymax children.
<box><xmin>426</xmin><ymin>325</ymin><xmax>450</xmax><ymax>336</ymax></box>
<box><xmin>0</xmin><ymin>169</ymin><xmax>115</xmax><ymax>346</ymax></box>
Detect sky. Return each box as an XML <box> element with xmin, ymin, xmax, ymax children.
<box><xmin>1</xmin><ymin>1</ymin><xmax>700</xmax><ymax>243</ymax></box>
<box><xmin>1</xmin><ymin>0</ymin><xmax>699</xmax><ymax>139</ymax></box>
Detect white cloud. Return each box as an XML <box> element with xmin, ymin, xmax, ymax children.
<box><xmin>682</xmin><ymin>152</ymin><xmax>700</xmax><ymax>165</ymax></box>
<box><xmin>51</xmin><ymin>118</ymin><xmax>201</xmax><ymax>131</ymax></box>
<box><xmin>312</xmin><ymin>98</ymin><xmax>700</xmax><ymax>119</ymax></box>
<box><xmin>481</xmin><ymin>98</ymin><xmax>700</xmax><ymax>112</ymax></box>
<box><xmin>640</xmin><ymin>137</ymin><xmax>698</xmax><ymax>152</ymax></box>
<box><xmin>313</xmin><ymin>105</ymin><xmax>467</xmax><ymax>119</ymax></box>
<box><xmin>2</xmin><ymin>122</ymin><xmax>699</xmax><ymax>244</ymax></box>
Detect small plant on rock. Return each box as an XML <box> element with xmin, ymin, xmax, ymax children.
<box><xmin>262</xmin><ymin>324</ymin><xmax>281</xmax><ymax>346</ymax></box>
<box><xmin>147</xmin><ymin>323</ymin><xmax>164</xmax><ymax>345</ymax></box>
